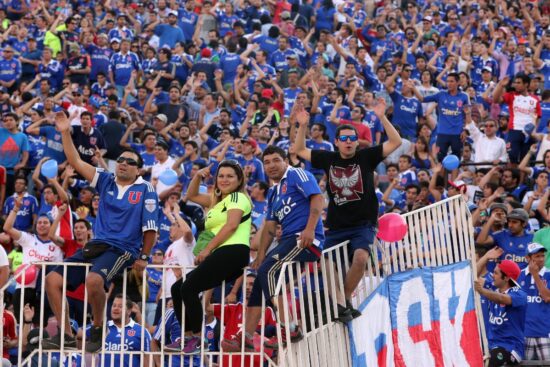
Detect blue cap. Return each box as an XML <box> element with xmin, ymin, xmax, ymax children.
<box><xmin>526</xmin><ymin>242</ymin><xmax>547</xmax><ymax>256</ymax></box>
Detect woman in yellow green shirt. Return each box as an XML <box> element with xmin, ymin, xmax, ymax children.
<box><xmin>170</xmin><ymin>159</ymin><xmax>252</xmax><ymax>354</ymax></box>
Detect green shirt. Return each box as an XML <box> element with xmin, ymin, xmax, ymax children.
<box><xmin>8</xmin><ymin>250</ymin><xmax>23</xmax><ymax>273</ymax></box>
<box><xmin>205</xmin><ymin>192</ymin><xmax>252</xmax><ymax>249</ymax></box>
<box><xmin>533</xmin><ymin>227</ymin><xmax>550</xmax><ymax>268</ymax></box>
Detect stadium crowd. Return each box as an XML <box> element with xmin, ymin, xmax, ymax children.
<box><xmin>0</xmin><ymin>0</ymin><xmax>549</xmax><ymax>365</ymax></box>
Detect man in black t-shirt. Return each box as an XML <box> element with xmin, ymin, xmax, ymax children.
<box><xmin>295</xmin><ymin>98</ymin><xmax>402</xmax><ymax>321</ymax></box>
<box><xmin>71</xmin><ymin>111</ymin><xmax>106</xmax><ymax>166</ymax></box>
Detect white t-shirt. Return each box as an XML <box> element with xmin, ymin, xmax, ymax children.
<box><xmin>151</xmin><ymin>157</ymin><xmax>176</xmax><ymax>195</ymax></box>
<box><xmin>16</xmin><ymin>232</ymin><xmax>63</xmax><ymax>288</ymax></box>
<box><xmin>0</xmin><ymin>245</ymin><xmax>8</xmax><ymax>267</ymax></box>
<box><xmin>163</xmin><ymin>237</ymin><xmax>196</xmax><ymax>298</ymax></box>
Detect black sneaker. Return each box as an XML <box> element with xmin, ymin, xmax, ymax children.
<box><xmin>346</xmin><ymin>300</ymin><xmax>362</xmax><ymax>319</ymax></box>
<box><xmin>336</xmin><ymin>304</ymin><xmax>353</xmax><ymax>323</ymax></box>
<box><xmin>85</xmin><ymin>326</ymin><xmax>103</xmax><ymax>353</ymax></box>
<box><xmin>42</xmin><ymin>331</ymin><xmax>77</xmax><ymax>350</ymax></box>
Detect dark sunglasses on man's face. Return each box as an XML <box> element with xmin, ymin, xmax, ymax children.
<box><xmin>117</xmin><ymin>156</ymin><xmax>139</xmax><ymax>166</ymax></box>
<box><xmin>337</xmin><ymin>135</ymin><xmax>358</xmax><ymax>142</ymax></box>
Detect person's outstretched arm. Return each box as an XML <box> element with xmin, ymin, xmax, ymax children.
<box><xmin>54</xmin><ymin>111</ymin><xmax>96</xmax><ymax>182</ymax></box>
<box><xmin>295</xmin><ymin>106</ymin><xmax>312</xmax><ymax>162</ymax></box>
<box><xmin>374</xmin><ymin>97</ymin><xmax>402</xmax><ymax>157</ymax></box>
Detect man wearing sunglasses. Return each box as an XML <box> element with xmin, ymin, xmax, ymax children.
<box><xmin>295</xmin><ymin>98</ymin><xmax>402</xmax><ymax>321</ymax></box>
<box><xmin>43</xmin><ymin>111</ymin><xmax>159</xmax><ymax>354</ymax></box>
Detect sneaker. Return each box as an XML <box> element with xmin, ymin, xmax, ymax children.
<box><xmin>346</xmin><ymin>300</ymin><xmax>361</xmax><ymax>319</ymax></box>
<box><xmin>182</xmin><ymin>336</ymin><xmax>208</xmax><ymax>355</ymax></box>
<box><xmin>336</xmin><ymin>304</ymin><xmax>353</xmax><ymax>323</ymax></box>
<box><xmin>85</xmin><ymin>326</ymin><xmax>103</xmax><ymax>353</ymax></box>
<box><xmin>42</xmin><ymin>330</ymin><xmax>77</xmax><ymax>350</ymax></box>
<box><xmin>264</xmin><ymin>326</ymin><xmax>303</xmax><ymax>351</ymax></box>
<box><xmin>164</xmin><ymin>338</ymin><xmax>182</xmax><ymax>352</ymax></box>
<box><xmin>221</xmin><ymin>331</ymin><xmax>254</xmax><ymax>353</ymax></box>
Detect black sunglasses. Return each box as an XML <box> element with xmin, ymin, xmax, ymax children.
<box><xmin>220</xmin><ymin>159</ymin><xmax>240</xmax><ymax>167</ymax></box>
<box><xmin>117</xmin><ymin>156</ymin><xmax>139</xmax><ymax>166</ymax></box>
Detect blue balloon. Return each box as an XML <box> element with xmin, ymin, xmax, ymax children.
<box><xmin>41</xmin><ymin>159</ymin><xmax>58</xmax><ymax>178</ymax></box>
<box><xmin>159</xmin><ymin>169</ymin><xmax>178</xmax><ymax>186</ymax></box>
<box><xmin>442</xmin><ymin>154</ymin><xmax>460</xmax><ymax>170</ymax></box>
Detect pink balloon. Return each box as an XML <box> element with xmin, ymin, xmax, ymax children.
<box><xmin>14</xmin><ymin>264</ymin><xmax>38</xmax><ymax>286</ymax></box>
<box><xmin>377</xmin><ymin>213</ymin><xmax>408</xmax><ymax>242</ymax></box>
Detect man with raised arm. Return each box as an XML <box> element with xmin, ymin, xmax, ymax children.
<box><xmin>295</xmin><ymin>98</ymin><xmax>402</xmax><ymax>320</ymax></box>
<box><xmin>43</xmin><ymin>111</ymin><xmax>159</xmax><ymax>354</ymax></box>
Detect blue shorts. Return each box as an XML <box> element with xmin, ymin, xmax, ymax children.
<box><xmin>325</xmin><ymin>224</ymin><xmax>377</xmax><ymax>262</ymax></box>
<box><xmin>507</xmin><ymin>130</ymin><xmax>530</xmax><ymax>164</ymax></box>
<box><xmin>52</xmin><ymin>243</ymin><xmax>135</xmax><ymax>291</ymax></box>
<box><xmin>248</xmin><ymin>235</ymin><xmax>322</xmax><ymax>307</ymax></box>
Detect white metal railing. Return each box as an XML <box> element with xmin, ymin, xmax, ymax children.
<box><xmin>0</xmin><ymin>196</ymin><xmax>479</xmax><ymax>367</ymax></box>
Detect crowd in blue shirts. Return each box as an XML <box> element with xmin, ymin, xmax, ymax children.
<box><xmin>0</xmin><ymin>0</ymin><xmax>549</xmax><ymax>364</ymax></box>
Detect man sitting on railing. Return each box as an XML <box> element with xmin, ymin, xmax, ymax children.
<box><xmin>222</xmin><ymin>145</ymin><xmax>325</xmax><ymax>352</ymax></box>
<box><xmin>42</xmin><ymin>112</ymin><xmax>159</xmax><ymax>353</ymax></box>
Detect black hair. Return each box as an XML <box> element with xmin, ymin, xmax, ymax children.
<box><xmin>515</xmin><ymin>74</ymin><xmax>531</xmax><ymax>85</ymax></box>
<box><xmin>42</xmin><ymin>184</ymin><xmax>58</xmax><ymax>196</ymax></box>
<box><xmin>262</xmin><ymin>145</ymin><xmax>288</xmax><ymax>161</ymax></box>
<box><xmin>335</xmin><ymin>124</ymin><xmax>358</xmax><ymax>138</ymax></box>
<box><xmin>120</xmin><ymin>147</ymin><xmax>144</xmax><ymax>168</ymax></box>
<box><xmin>81</xmin><ymin>111</ymin><xmax>93</xmax><ymax>119</ymax></box>
<box><xmin>255</xmin><ymin>181</ymin><xmax>269</xmax><ymax>193</ymax></box>
<box><xmin>74</xmin><ymin>218</ymin><xmax>92</xmax><ymax>230</ymax></box>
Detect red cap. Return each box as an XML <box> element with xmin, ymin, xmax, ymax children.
<box><xmin>518</xmin><ymin>38</ymin><xmax>528</xmax><ymax>45</ymax></box>
<box><xmin>200</xmin><ymin>48</ymin><xmax>212</xmax><ymax>58</ymax></box>
<box><xmin>498</xmin><ymin>260</ymin><xmax>521</xmax><ymax>283</ymax></box>
<box><xmin>448</xmin><ymin>180</ymin><xmax>466</xmax><ymax>193</ymax></box>
<box><xmin>242</xmin><ymin>137</ymin><xmax>258</xmax><ymax>150</ymax></box>
<box><xmin>129</xmin><ymin>3</ymin><xmax>138</xmax><ymax>9</ymax></box>
<box><xmin>261</xmin><ymin>89</ymin><xmax>274</xmax><ymax>99</ymax></box>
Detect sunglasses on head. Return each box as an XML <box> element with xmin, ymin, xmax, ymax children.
<box><xmin>337</xmin><ymin>135</ymin><xmax>358</xmax><ymax>142</ymax></box>
<box><xmin>220</xmin><ymin>159</ymin><xmax>240</xmax><ymax>167</ymax></box>
<box><xmin>117</xmin><ymin>156</ymin><xmax>139</xmax><ymax>166</ymax></box>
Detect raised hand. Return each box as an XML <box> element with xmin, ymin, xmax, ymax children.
<box><xmin>55</xmin><ymin>111</ymin><xmax>70</xmax><ymax>133</ymax></box>
<box><xmin>372</xmin><ymin>97</ymin><xmax>387</xmax><ymax>118</ymax></box>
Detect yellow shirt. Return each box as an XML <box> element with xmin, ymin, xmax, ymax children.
<box><xmin>205</xmin><ymin>192</ymin><xmax>251</xmax><ymax>248</ymax></box>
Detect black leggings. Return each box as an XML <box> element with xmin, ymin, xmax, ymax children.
<box><xmin>171</xmin><ymin>244</ymin><xmax>249</xmax><ymax>333</ymax></box>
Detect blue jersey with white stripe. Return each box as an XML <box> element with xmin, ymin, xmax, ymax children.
<box><xmin>266</xmin><ymin>167</ymin><xmax>324</xmax><ymax>242</ymax></box>
<box><xmin>109</xmin><ymin>52</ymin><xmax>142</xmax><ymax>86</ymax></box>
<box><xmin>423</xmin><ymin>91</ymin><xmax>470</xmax><ymax>135</ymax></box>
<box><xmin>90</xmin><ymin>170</ymin><xmax>159</xmax><ymax>258</ymax></box>
<box><xmin>90</xmin><ymin>319</ymin><xmax>151</xmax><ymax>367</ymax></box>
<box><xmin>517</xmin><ymin>267</ymin><xmax>550</xmax><ymax>337</ymax></box>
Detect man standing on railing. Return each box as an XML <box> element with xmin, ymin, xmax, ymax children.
<box><xmin>517</xmin><ymin>243</ymin><xmax>550</xmax><ymax>362</ymax></box>
<box><xmin>295</xmin><ymin>98</ymin><xmax>402</xmax><ymax>320</ymax></box>
<box><xmin>474</xmin><ymin>260</ymin><xmax>527</xmax><ymax>366</ymax></box>
<box><xmin>222</xmin><ymin>145</ymin><xmax>325</xmax><ymax>352</ymax></box>
<box><xmin>42</xmin><ymin>111</ymin><xmax>159</xmax><ymax>353</ymax></box>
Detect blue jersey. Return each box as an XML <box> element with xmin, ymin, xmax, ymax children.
<box><xmin>146</xmin><ymin>268</ymin><xmax>163</xmax><ymax>303</ymax></box>
<box><xmin>85</xmin><ymin>44</ymin><xmax>112</xmax><ymax>81</ymax></box>
<box><xmin>27</xmin><ymin>135</ymin><xmax>45</xmax><ymax>168</ymax></box>
<box><xmin>109</xmin><ymin>52</ymin><xmax>142</xmax><ymax>86</ymax></box>
<box><xmin>487</xmin><ymin>286</ymin><xmax>527</xmax><ymax>359</ymax></box>
<box><xmin>177</xmin><ymin>8</ymin><xmax>198</xmax><ymax>41</ymax></box>
<box><xmin>390</xmin><ymin>91</ymin><xmax>423</xmax><ymax>138</ymax></box>
<box><xmin>216</xmin><ymin>11</ymin><xmax>240</xmax><ymax>37</ymax></box>
<box><xmin>491</xmin><ymin>230</ymin><xmax>534</xmax><ymax>270</ymax></box>
<box><xmin>90</xmin><ymin>170</ymin><xmax>159</xmax><ymax>258</ymax></box>
<box><xmin>220</xmin><ymin>52</ymin><xmax>241</xmax><ymax>85</ymax></box>
<box><xmin>237</xmin><ymin>156</ymin><xmax>265</xmax><ymax>187</ymax></box>
<box><xmin>38</xmin><ymin>60</ymin><xmax>63</xmax><ymax>91</ymax></box>
<box><xmin>517</xmin><ymin>267</ymin><xmax>550</xmax><ymax>338</ymax></box>
<box><xmin>539</xmin><ymin>101</ymin><xmax>550</xmax><ymax>133</ymax></box>
<box><xmin>266</xmin><ymin>167</ymin><xmax>324</xmax><ymax>242</ymax></box>
<box><xmin>98</xmin><ymin>320</ymin><xmax>151</xmax><ymax>367</ymax></box>
<box><xmin>38</xmin><ymin>126</ymin><xmax>66</xmax><ymax>163</ymax></box>
<box><xmin>153</xmin><ymin>307</ymin><xmax>201</xmax><ymax>367</ymax></box>
<box><xmin>0</xmin><ymin>58</ymin><xmax>21</xmax><ymax>82</ymax></box>
<box><xmin>3</xmin><ymin>193</ymin><xmax>39</xmax><ymax>231</ymax></box>
<box><xmin>283</xmin><ymin>87</ymin><xmax>302</xmax><ymax>118</ymax></box>
<box><xmin>154</xmin><ymin>24</ymin><xmax>185</xmax><ymax>49</ymax></box>
<box><xmin>398</xmin><ymin>169</ymin><xmax>417</xmax><ymax>186</ymax></box>
<box><xmin>172</xmin><ymin>53</ymin><xmax>193</xmax><ymax>82</ymax></box>
<box><xmin>364</xmin><ymin>110</ymin><xmax>383</xmax><ymax>142</ymax></box>
<box><xmin>270</xmin><ymin>49</ymin><xmax>296</xmax><ymax>71</ymax></box>
<box><xmin>423</xmin><ymin>91</ymin><xmax>470</xmax><ymax>135</ymax></box>
<box><xmin>252</xmin><ymin>199</ymin><xmax>267</xmax><ymax>227</ymax></box>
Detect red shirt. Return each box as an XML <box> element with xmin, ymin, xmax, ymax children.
<box><xmin>339</xmin><ymin>119</ymin><xmax>373</xmax><ymax>144</ymax></box>
<box><xmin>2</xmin><ymin>310</ymin><xmax>16</xmax><ymax>358</ymax></box>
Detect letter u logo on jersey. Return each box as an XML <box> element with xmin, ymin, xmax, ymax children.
<box><xmin>128</xmin><ymin>191</ymin><xmax>142</xmax><ymax>204</ymax></box>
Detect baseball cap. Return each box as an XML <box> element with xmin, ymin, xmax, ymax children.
<box><xmin>286</xmin><ymin>53</ymin><xmax>298</xmax><ymax>60</ymax></box>
<box><xmin>168</xmin><ymin>9</ymin><xmax>178</xmax><ymax>16</ymax></box>
<box><xmin>498</xmin><ymin>260</ymin><xmax>521</xmax><ymax>286</ymax></box>
<box><xmin>281</xmin><ymin>11</ymin><xmax>291</xmax><ymax>20</ymax></box>
<box><xmin>110</xmin><ymin>37</ymin><xmax>121</xmax><ymax>44</ymax></box>
<box><xmin>448</xmin><ymin>180</ymin><xmax>466</xmax><ymax>191</ymax></box>
<box><xmin>242</xmin><ymin>137</ymin><xmax>258</xmax><ymax>150</ymax></box>
<box><xmin>422</xmin><ymin>16</ymin><xmax>432</xmax><ymax>22</ymax></box>
<box><xmin>261</xmin><ymin>88</ymin><xmax>274</xmax><ymax>99</ymax></box>
<box><xmin>27</xmin><ymin>329</ymin><xmax>49</xmax><ymax>351</ymax></box>
<box><xmin>489</xmin><ymin>202</ymin><xmax>507</xmax><ymax>215</ymax></box>
<box><xmin>482</xmin><ymin>66</ymin><xmax>492</xmax><ymax>73</ymax></box>
<box><xmin>154</xmin><ymin>114</ymin><xmax>168</xmax><ymax>124</ymax></box>
<box><xmin>507</xmin><ymin>208</ymin><xmax>529</xmax><ymax>223</ymax></box>
<box><xmin>526</xmin><ymin>242</ymin><xmax>547</xmax><ymax>256</ymax></box>
<box><xmin>200</xmin><ymin>48</ymin><xmax>212</xmax><ymax>58</ymax></box>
